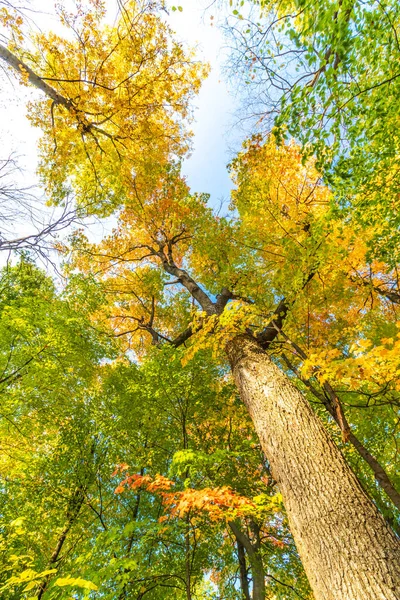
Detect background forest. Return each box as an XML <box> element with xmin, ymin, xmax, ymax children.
<box><xmin>0</xmin><ymin>0</ymin><xmax>399</xmax><ymax>599</ymax></box>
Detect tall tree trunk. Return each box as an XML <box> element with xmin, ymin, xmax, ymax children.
<box><xmin>226</xmin><ymin>335</ymin><xmax>400</xmax><ymax>600</ymax></box>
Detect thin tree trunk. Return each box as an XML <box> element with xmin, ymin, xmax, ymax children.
<box><xmin>226</xmin><ymin>335</ymin><xmax>400</xmax><ymax>600</ymax></box>
<box><xmin>229</xmin><ymin>521</ymin><xmax>265</xmax><ymax>600</ymax></box>
<box><xmin>236</xmin><ymin>537</ymin><xmax>251</xmax><ymax>600</ymax></box>
<box><xmin>185</xmin><ymin>514</ymin><xmax>192</xmax><ymax>600</ymax></box>
<box><xmin>322</xmin><ymin>381</ymin><xmax>400</xmax><ymax>511</ymax></box>
<box><xmin>347</xmin><ymin>431</ymin><xmax>400</xmax><ymax>511</ymax></box>
<box><xmin>37</xmin><ymin>486</ymin><xmax>85</xmax><ymax>599</ymax></box>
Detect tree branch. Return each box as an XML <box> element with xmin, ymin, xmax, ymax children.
<box><xmin>156</xmin><ymin>248</ymin><xmax>218</xmax><ymax>316</ymax></box>
<box><xmin>0</xmin><ymin>43</ymin><xmax>72</xmax><ymax>108</ymax></box>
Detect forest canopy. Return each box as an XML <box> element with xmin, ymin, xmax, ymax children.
<box><xmin>0</xmin><ymin>1</ymin><xmax>399</xmax><ymax>599</ymax></box>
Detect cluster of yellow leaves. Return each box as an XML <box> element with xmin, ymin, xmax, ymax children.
<box><xmin>183</xmin><ymin>302</ymin><xmax>261</xmax><ymax>363</ymax></box>
<box><xmin>67</xmin><ymin>171</ymin><xmax>218</xmax><ymax>353</ymax></box>
<box><xmin>301</xmin><ymin>328</ymin><xmax>400</xmax><ymax>391</ymax></box>
<box><xmin>91</xmin><ymin>173</ymin><xmax>208</xmax><ymax>273</ymax></box>
<box><xmin>21</xmin><ymin>0</ymin><xmax>207</xmax><ymax>213</ymax></box>
<box><xmin>0</xmin><ymin>541</ymin><xmax>97</xmax><ymax>594</ymax></box>
<box><xmin>230</xmin><ymin>135</ymin><xmax>331</xmax><ymax>252</ymax></box>
<box><xmin>229</xmin><ymin>136</ymin><xmax>400</xmax><ymax>401</ymax></box>
<box><xmin>0</xmin><ymin>6</ymin><xmax>24</xmax><ymax>42</ymax></box>
<box><xmin>1</xmin><ymin>568</ymin><xmax>56</xmax><ymax>594</ymax></box>
<box><xmin>220</xmin><ymin>136</ymin><xmax>333</xmax><ymax>315</ymax></box>
<box><xmin>54</xmin><ymin>575</ymin><xmax>98</xmax><ymax>591</ymax></box>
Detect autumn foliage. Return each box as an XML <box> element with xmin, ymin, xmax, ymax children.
<box><xmin>0</xmin><ymin>0</ymin><xmax>399</xmax><ymax>598</ymax></box>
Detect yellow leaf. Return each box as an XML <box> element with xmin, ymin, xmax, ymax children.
<box><xmin>23</xmin><ymin>581</ymin><xmax>36</xmax><ymax>591</ymax></box>
<box><xmin>54</xmin><ymin>576</ymin><xmax>98</xmax><ymax>591</ymax></box>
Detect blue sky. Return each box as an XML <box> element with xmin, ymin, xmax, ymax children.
<box><xmin>167</xmin><ymin>1</ymin><xmax>239</xmax><ymax>206</ymax></box>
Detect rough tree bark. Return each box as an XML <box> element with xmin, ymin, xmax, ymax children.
<box><xmin>259</xmin><ymin>292</ymin><xmax>400</xmax><ymax>511</ymax></box>
<box><xmin>226</xmin><ymin>335</ymin><xmax>400</xmax><ymax>600</ymax></box>
<box><xmin>281</xmin><ymin>348</ymin><xmax>400</xmax><ymax>511</ymax></box>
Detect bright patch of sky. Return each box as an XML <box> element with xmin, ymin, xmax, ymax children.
<box><xmin>167</xmin><ymin>1</ymin><xmax>239</xmax><ymax>206</ymax></box>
